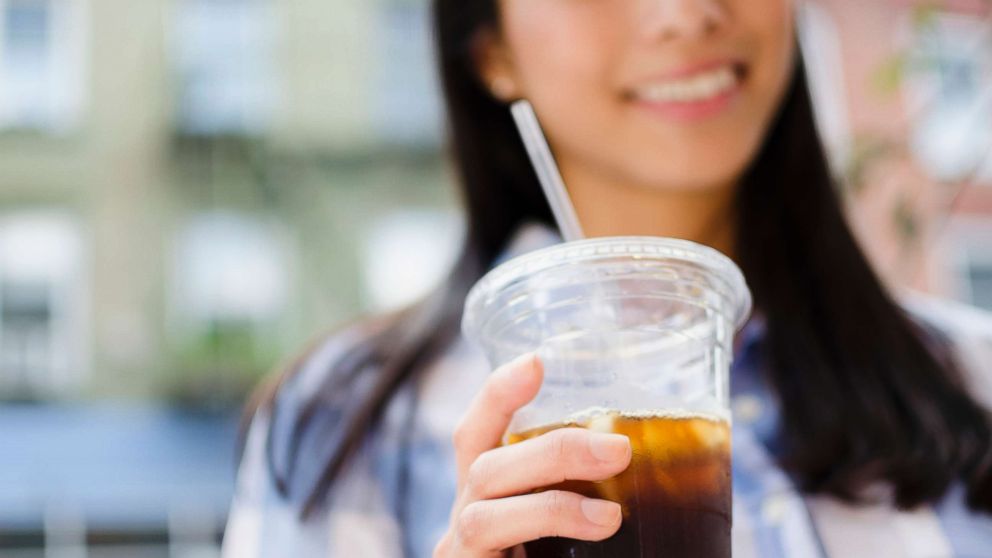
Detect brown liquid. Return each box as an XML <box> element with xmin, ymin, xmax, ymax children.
<box><xmin>506</xmin><ymin>410</ymin><xmax>731</xmax><ymax>558</ymax></box>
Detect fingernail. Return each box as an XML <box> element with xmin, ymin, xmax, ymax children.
<box><xmin>588</xmin><ymin>433</ymin><xmax>630</xmax><ymax>462</ymax></box>
<box><xmin>581</xmin><ymin>499</ymin><xmax>621</xmax><ymax>527</ymax></box>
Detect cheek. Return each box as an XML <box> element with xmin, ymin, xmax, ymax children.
<box><xmin>744</xmin><ymin>0</ymin><xmax>796</xmax><ymax>107</ymax></box>
<box><xmin>500</xmin><ymin>0</ymin><xmax>623</xmax><ymax>101</ymax></box>
<box><xmin>499</xmin><ymin>1</ymin><xmax>631</xmax><ymax>177</ymax></box>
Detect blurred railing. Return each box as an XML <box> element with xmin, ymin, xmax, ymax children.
<box><xmin>2</xmin><ymin>507</ymin><xmax>225</xmax><ymax>558</ymax></box>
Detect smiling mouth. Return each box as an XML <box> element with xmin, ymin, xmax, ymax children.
<box><xmin>625</xmin><ymin>62</ymin><xmax>747</xmax><ymax>104</ymax></box>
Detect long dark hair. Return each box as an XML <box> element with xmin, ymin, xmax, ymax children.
<box><xmin>257</xmin><ymin>0</ymin><xmax>992</xmax><ymax>521</ymax></box>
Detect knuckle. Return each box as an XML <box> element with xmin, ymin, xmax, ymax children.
<box><xmin>544</xmin><ymin>490</ymin><xmax>571</xmax><ymax>518</ymax></box>
<box><xmin>456</xmin><ymin>502</ymin><xmax>491</xmax><ymax>549</ymax></box>
<box><xmin>465</xmin><ymin>454</ymin><xmax>492</xmax><ymax>498</ymax></box>
<box><xmin>544</xmin><ymin>428</ymin><xmax>582</xmax><ymax>464</ymax></box>
<box><xmin>544</xmin><ymin>430</ymin><xmax>568</xmax><ymax>464</ymax></box>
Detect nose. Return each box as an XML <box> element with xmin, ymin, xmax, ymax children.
<box><xmin>638</xmin><ymin>0</ymin><xmax>729</xmax><ymax>41</ymax></box>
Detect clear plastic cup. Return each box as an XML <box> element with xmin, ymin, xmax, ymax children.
<box><xmin>462</xmin><ymin>236</ymin><xmax>751</xmax><ymax>558</ymax></box>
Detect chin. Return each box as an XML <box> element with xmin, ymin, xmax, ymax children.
<box><xmin>627</xmin><ymin>163</ymin><xmax>742</xmax><ymax>193</ymax></box>
<box><xmin>613</xmin><ymin>134</ymin><xmax>746</xmax><ymax>182</ymax></box>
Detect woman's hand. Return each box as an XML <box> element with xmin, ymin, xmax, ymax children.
<box><xmin>434</xmin><ymin>354</ymin><xmax>632</xmax><ymax>558</ymax></box>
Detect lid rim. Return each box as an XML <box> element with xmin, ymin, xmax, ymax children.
<box><xmin>463</xmin><ymin>236</ymin><xmax>753</xmax><ymax>341</ymax></box>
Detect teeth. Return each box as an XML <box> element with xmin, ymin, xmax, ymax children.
<box><xmin>635</xmin><ymin>66</ymin><xmax>737</xmax><ymax>103</ymax></box>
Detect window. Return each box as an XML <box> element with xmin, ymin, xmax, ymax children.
<box><xmin>904</xmin><ymin>12</ymin><xmax>992</xmax><ymax>182</ymax></box>
<box><xmin>797</xmin><ymin>1</ymin><xmax>851</xmax><ymax>164</ymax></box>
<box><xmin>373</xmin><ymin>0</ymin><xmax>443</xmax><ymax>146</ymax></box>
<box><xmin>946</xmin><ymin>219</ymin><xmax>992</xmax><ymax>312</ymax></box>
<box><xmin>0</xmin><ymin>0</ymin><xmax>86</xmax><ymax>132</ymax></box>
<box><xmin>173</xmin><ymin>0</ymin><xmax>277</xmax><ymax>136</ymax></box>
<box><xmin>361</xmin><ymin>209</ymin><xmax>461</xmax><ymax>311</ymax></box>
<box><xmin>966</xmin><ymin>260</ymin><xmax>992</xmax><ymax>310</ymax></box>
<box><xmin>0</xmin><ymin>211</ymin><xmax>87</xmax><ymax>396</ymax></box>
<box><xmin>172</xmin><ymin>211</ymin><xmax>290</xmax><ymax>326</ymax></box>
<box><xmin>977</xmin><ymin>142</ymin><xmax>992</xmax><ymax>184</ymax></box>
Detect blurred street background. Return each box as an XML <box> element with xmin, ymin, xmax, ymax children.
<box><xmin>0</xmin><ymin>0</ymin><xmax>989</xmax><ymax>556</ymax></box>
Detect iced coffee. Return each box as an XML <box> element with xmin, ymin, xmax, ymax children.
<box><xmin>462</xmin><ymin>236</ymin><xmax>750</xmax><ymax>558</ymax></box>
<box><xmin>507</xmin><ymin>408</ymin><xmax>731</xmax><ymax>558</ymax></box>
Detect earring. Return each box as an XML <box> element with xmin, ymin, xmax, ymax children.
<box><xmin>489</xmin><ymin>76</ymin><xmax>516</xmax><ymax>101</ymax></box>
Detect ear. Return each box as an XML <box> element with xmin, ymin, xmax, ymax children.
<box><xmin>471</xmin><ymin>27</ymin><xmax>521</xmax><ymax>102</ymax></box>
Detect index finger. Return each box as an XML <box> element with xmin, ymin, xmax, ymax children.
<box><xmin>454</xmin><ymin>353</ymin><xmax>543</xmax><ymax>486</ymax></box>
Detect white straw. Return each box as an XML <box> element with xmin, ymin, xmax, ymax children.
<box><xmin>510</xmin><ymin>100</ymin><xmax>585</xmax><ymax>242</ymax></box>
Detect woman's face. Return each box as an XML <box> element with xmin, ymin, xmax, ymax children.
<box><xmin>478</xmin><ymin>0</ymin><xmax>797</xmax><ymax>192</ymax></box>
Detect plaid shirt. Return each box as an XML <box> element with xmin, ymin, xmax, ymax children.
<box><xmin>223</xmin><ymin>224</ymin><xmax>992</xmax><ymax>558</ymax></box>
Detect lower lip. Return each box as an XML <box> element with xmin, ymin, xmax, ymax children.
<box><xmin>630</xmin><ymin>84</ymin><xmax>741</xmax><ymax>122</ymax></box>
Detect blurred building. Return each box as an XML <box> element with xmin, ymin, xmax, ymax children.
<box><xmin>0</xmin><ymin>0</ymin><xmax>457</xmax><ymax>405</ymax></box>
<box><xmin>0</xmin><ymin>0</ymin><xmax>455</xmax><ymax>556</ymax></box>
<box><xmin>802</xmin><ymin>0</ymin><xmax>992</xmax><ymax>303</ymax></box>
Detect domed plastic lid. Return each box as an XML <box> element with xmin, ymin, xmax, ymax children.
<box><xmin>463</xmin><ymin>236</ymin><xmax>753</xmax><ymax>342</ymax></box>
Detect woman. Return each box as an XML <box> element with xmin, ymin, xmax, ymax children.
<box><xmin>223</xmin><ymin>0</ymin><xmax>992</xmax><ymax>556</ymax></box>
